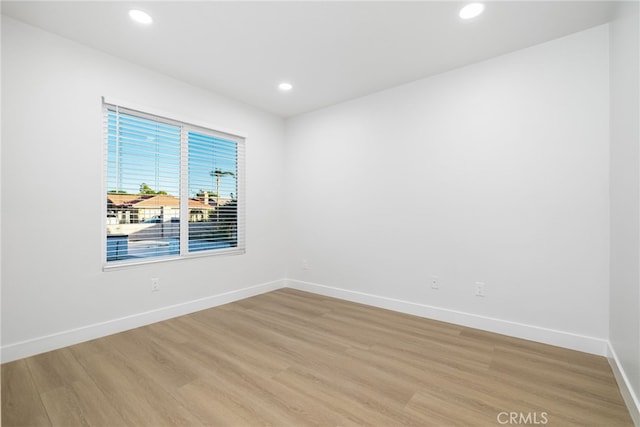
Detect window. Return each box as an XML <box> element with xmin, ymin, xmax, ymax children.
<box><xmin>104</xmin><ymin>100</ymin><xmax>245</xmax><ymax>267</ymax></box>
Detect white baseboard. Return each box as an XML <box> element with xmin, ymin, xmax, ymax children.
<box><xmin>608</xmin><ymin>343</ymin><xmax>640</xmax><ymax>426</ymax></box>
<box><xmin>0</xmin><ymin>277</ymin><xmax>611</xmax><ymax>362</ymax></box>
<box><xmin>286</xmin><ymin>279</ymin><xmax>609</xmax><ymax>356</ymax></box>
<box><xmin>1</xmin><ymin>279</ymin><xmax>286</xmax><ymax>363</ymax></box>
<box><xmin>4</xmin><ymin>277</ymin><xmax>633</xmax><ymax>423</ymax></box>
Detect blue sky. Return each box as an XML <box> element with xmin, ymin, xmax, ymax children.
<box><xmin>107</xmin><ymin>110</ymin><xmax>237</xmax><ymax>199</ymax></box>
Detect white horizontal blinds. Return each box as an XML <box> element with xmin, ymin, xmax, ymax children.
<box><xmin>104</xmin><ymin>100</ymin><xmax>245</xmax><ymax>266</ymax></box>
<box><xmin>235</xmin><ymin>137</ymin><xmax>246</xmax><ymax>252</ymax></box>
<box><xmin>105</xmin><ymin>105</ymin><xmax>181</xmax><ymax>262</ymax></box>
<box><xmin>187</xmin><ymin>130</ymin><xmax>241</xmax><ymax>253</ymax></box>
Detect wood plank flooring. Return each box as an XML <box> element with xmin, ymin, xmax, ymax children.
<box><xmin>1</xmin><ymin>288</ymin><xmax>634</xmax><ymax>426</ymax></box>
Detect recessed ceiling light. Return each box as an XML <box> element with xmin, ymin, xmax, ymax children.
<box><xmin>459</xmin><ymin>3</ymin><xmax>485</xmax><ymax>20</ymax></box>
<box><xmin>278</xmin><ymin>82</ymin><xmax>293</xmax><ymax>91</ymax></box>
<box><xmin>129</xmin><ymin>9</ymin><xmax>153</xmax><ymax>25</ymax></box>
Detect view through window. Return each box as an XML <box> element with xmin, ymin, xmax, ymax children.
<box><xmin>104</xmin><ymin>103</ymin><xmax>244</xmax><ymax>266</ymax></box>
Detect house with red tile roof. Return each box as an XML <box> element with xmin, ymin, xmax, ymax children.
<box><xmin>107</xmin><ymin>194</ymin><xmax>217</xmax><ymax>224</ymax></box>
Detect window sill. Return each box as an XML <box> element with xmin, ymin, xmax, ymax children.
<box><xmin>102</xmin><ymin>247</ymin><xmax>245</xmax><ymax>271</ymax></box>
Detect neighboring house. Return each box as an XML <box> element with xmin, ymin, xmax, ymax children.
<box><xmin>107</xmin><ymin>194</ymin><xmax>220</xmax><ymax>224</ymax></box>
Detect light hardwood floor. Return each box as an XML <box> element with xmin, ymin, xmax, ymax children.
<box><xmin>1</xmin><ymin>288</ymin><xmax>634</xmax><ymax>426</ymax></box>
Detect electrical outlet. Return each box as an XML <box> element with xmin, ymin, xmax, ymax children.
<box><xmin>475</xmin><ymin>281</ymin><xmax>485</xmax><ymax>297</ymax></box>
<box><xmin>430</xmin><ymin>275</ymin><xmax>439</xmax><ymax>289</ymax></box>
<box><xmin>302</xmin><ymin>259</ymin><xmax>310</xmax><ymax>270</ymax></box>
<box><xmin>151</xmin><ymin>278</ymin><xmax>160</xmax><ymax>292</ymax></box>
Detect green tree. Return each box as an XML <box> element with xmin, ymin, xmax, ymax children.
<box><xmin>139</xmin><ymin>183</ymin><xmax>167</xmax><ymax>195</ymax></box>
<box><xmin>196</xmin><ymin>189</ymin><xmax>218</xmax><ymax>198</ymax></box>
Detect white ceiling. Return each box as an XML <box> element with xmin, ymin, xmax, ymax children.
<box><xmin>2</xmin><ymin>1</ymin><xmax>616</xmax><ymax>117</ymax></box>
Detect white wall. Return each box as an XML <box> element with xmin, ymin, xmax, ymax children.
<box><xmin>1</xmin><ymin>17</ymin><xmax>287</xmax><ymax>360</ymax></box>
<box><xmin>609</xmin><ymin>0</ymin><xmax>640</xmax><ymax>417</ymax></box>
<box><xmin>0</xmin><ymin>13</ymin><xmax>624</xmax><ymax>368</ymax></box>
<box><xmin>285</xmin><ymin>25</ymin><xmax>610</xmax><ymax>351</ymax></box>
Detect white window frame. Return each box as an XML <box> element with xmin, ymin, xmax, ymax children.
<box><xmin>102</xmin><ymin>97</ymin><xmax>246</xmax><ymax>270</ymax></box>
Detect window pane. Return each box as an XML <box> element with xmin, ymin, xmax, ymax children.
<box><xmin>188</xmin><ymin>131</ymin><xmax>238</xmax><ymax>252</ymax></box>
<box><xmin>106</xmin><ymin>109</ymin><xmax>181</xmax><ymax>262</ymax></box>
